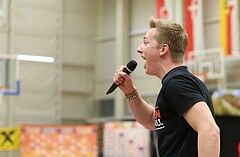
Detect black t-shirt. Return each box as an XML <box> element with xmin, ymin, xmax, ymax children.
<box><xmin>155</xmin><ymin>66</ymin><xmax>215</xmax><ymax>157</ymax></box>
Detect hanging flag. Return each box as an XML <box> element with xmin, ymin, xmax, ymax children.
<box><xmin>229</xmin><ymin>0</ymin><xmax>239</xmax><ymax>55</ymax></box>
<box><xmin>185</xmin><ymin>0</ymin><xmax>193</xmax><ymax>59</ymax></box>
<box><xmin>184</xmin><ymin>0</ymin><xmax>205</xmax><ymax>60</ymax></box>
<box><xmin>220</xmin><ymin>0</ymin><xmax>228</xmax><ymax>55</ymax></box>
<box><xmin>0</xmin><ymin>127</ymin><xmax>20</xmax><ymax>151</ymax></box>
<box><xmin>156</xmin><ymin>0</ymin><xmax>174</xmax><ymax>20</ymax></box>
<box><xmin>220</xmin><ymin>0</ymin><xmax>239</xmax><ymax>55</ymax></box>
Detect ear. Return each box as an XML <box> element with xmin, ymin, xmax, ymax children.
<box><xmin>159</xmin><ymin>44</ymin><xmax>169</xmax><ymax>56</ymax></box>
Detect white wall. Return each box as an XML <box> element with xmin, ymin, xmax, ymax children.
<box><xmin>61</xmin><ymin>0</ymin><xmax>97</xmax><ymax>121</ymax></box>
<box><xmin>0</xmin><ymin>0</ymin><xmax>62</xmax><ymax>156</ymax></box>
<box><xmin>203</xmin><ymin>0</ymin><xmax>221</xmax><ymax>49</ymax></box>
<box><xmin>0</xmin><ymin>0</ymin><xmax>62</xmax><ymax>127</ymax></box>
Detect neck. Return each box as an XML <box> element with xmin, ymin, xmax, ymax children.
<box><xmin>157</xmin><ymin>58</ymin><xmax>183</xmax><ymax>80</ymax></box>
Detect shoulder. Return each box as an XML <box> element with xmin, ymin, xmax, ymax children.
<box><xmin>164</xmin><ymin>74</ymin><xmax>194</xmax><ymax>92</ymax></box>
<box><xmin>163</xmin><ymin>66</ymin><xmax>194</xmax><ymax>85</ymax></box>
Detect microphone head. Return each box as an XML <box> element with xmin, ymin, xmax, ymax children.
<box><xmin>106</xmin><ymin>60</ymin><xmax>137</xmax><ymax>95</ymax></box>
<box><xmin>126</xmin><ymin>60</ymin><xmax>138</xmax><ymax>72</ymax></box>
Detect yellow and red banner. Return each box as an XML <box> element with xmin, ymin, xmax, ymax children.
<box><xmin>21</xmin><ymin>125</ymin><xmax>98</xmax><ymax>157</ymax></box>
<box><xmin>0</xmin><ymin>127</ymin><xmax>20</xmax><ymax>151</ymax></box>
<box><xmin>220</xmin><ymin>0</ymin><xmax>239</xmax><ymax>56</ymax></box>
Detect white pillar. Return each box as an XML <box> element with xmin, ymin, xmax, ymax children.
<box><xmin>174</xmin><ymin>0</ymin><xmax>184</xmax><ymax>25</ymax></box>
<box><xmin>114</xmin><ymin>0</ymin><xmax>129</xmax><ymax>119</ymax></box>
<box><xmin>230</xmin><ymin>0</ymin><xmax>239</xmax><ymax>55</ymax></box>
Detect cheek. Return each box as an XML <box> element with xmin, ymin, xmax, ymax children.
<box><xmin>144</xmin><ymin>46</ymin><xmax>159</xmax><ymax>61</ymax></box>
<box><xmin>148</xmin><ymin>51</ymin><xmax>159</xmax><ymax>61</ymax></box>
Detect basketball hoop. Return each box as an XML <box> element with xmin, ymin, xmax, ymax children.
<box><xmin>0</xmin><ymin>85</ymin><xmax>5</xmax><ymax>90</ymax></box>
<box><xmin>0</xmin><ymin>94</ymin><xmax>3</xmax><ymax>104</ymax></box>
<box><xmin>0</xmin><ymin>85</ymin><xmax>5</xmax><ymax>104</ymax></box>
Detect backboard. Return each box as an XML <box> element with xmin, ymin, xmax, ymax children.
<box><xmin>185</xmin><ymin>48</ymin><xmax>226</xmax><ymax>88</ymax></box>
<box><xmin>0</xmin><ymin>54</ymin><xmax>20</xmax><ymax>96</ymax></box>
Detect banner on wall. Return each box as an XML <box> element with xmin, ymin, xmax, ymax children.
<box><xmin>220</xmin><ymin>0</ymin><xmax>239</xmax><ymax>56</ymax></box>
<box><xmin>0</xmin><ymin>127</ymin><xmax>20</xmax><ymax>151</ymax></box>
<box><xmin>212</xmin><ymin>89</ymin><xmax>240</xmax><ymax>116</ymax></box>
<box><xmin>184</xmin><ymin>0</ymin><xmax>205</xmax><ymax>60</ymax></box>
<box><xmin>103</xmin><ymin>121</ymin><xmax>150</xmax><ymax>157</ymax></box>
<box><xmin>21</xmin><ymin>125</ymin><xmax>98</xmax><ymax>157</ymax></box>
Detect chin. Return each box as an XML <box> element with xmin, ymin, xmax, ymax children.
<box><xmin>145</xmin><ymin>70</ymin><xmax>154</xmax><ymax>76</ymax></box>
<box><xmin>145</xmin><ymin>70</ymin><xmax>150</xmax><ymax>75</ymax></box>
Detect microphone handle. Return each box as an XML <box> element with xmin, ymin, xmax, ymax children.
<box><xmin>106</xmin><ymin>83</ymin><xmax>118</xmax><ymax>95</ymax></box>
<box><xmin>105</xmin><ymin>67</ymin><xmax>131</xmax><ymax>95</ymax></box>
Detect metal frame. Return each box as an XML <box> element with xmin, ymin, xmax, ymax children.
<box><xmin>185</xmin><ymin>48</ymin><xmax>226</xmax><ymax>89</ymax></box>
<box><xmin>0</xmin><ymin>54</ymin><xmax>20</xmax><ymax>95</ymax></box>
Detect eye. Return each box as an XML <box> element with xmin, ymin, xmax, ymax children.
<box><xmin>143</xmin><ymin>40</ymin><xmax>148</xmax><ymax>45</ymax></box>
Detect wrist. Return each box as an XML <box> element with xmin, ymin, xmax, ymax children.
<box><xmin>125</xmin><ymin>88</ymin><xmax>139</xmax><ymax>100</ymax></box>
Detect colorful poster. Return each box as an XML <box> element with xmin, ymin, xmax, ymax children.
<box><xmin>0</xmin><ymin>127</ymin><xmax>20</xmax><ymax>151</ymax></box>
<box><xmin>103</xmin><ymin>121</ymin><xmax>150</xmax><ymax>157</ymax></box>
<box><xmin>21</xmin><ymin>125</ymin><xmax>98</xmax><ymax>157</ymax></box>
<box><xmin>212</xmin><ymin>89</ymin><xmax>240</xmax><ymax>116</ymax></box>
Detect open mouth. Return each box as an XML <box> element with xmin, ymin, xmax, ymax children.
<box><xmin>140</xmin><ymin>56</ymin><xmax>147</xmax><ymax>69</ymax></box>
<box><xmin>143</xmin><ymin>61</ymin><xmax>147</xmax><ymax>69</ymax></box>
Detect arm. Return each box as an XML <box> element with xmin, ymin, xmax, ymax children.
<box><xmin>114</xmin><ymin>66</ymin><xmax>155</xmax><ymax>130</ymax></box>
<box><xmin>126</xmin><ymin>91</ymin><xmax>155</xmax><ymax>130</ymax></box>
<box><xmin>183</xmin><ymin>101</ymin><xmax>220</xmax><ymax>157</ymax></box>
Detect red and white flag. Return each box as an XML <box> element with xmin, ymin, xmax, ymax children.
<box><xmin>185</xmin><ymin>0</ymin><xmax>205</xmax><ymax>60</ymax></box>
<box><xmin>156</xmin><ymin>0</ymin><xmax>175</xmax><ymax>20</ymax></box>
<box><xmin>229</xmin><ymin>0</ymin><xmax>239</xmax><ymax>55</ymax></box>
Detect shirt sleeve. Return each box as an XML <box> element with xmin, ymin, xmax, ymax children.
<box><xmin>165</xmin><ymin>76</ymin><xmax>206</xmax><ymax>116</ymax></box>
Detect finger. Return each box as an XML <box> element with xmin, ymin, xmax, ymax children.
<box><xmin>116</xmin><ymin>65</ymin><xmax>125</xmax><ymax>73</ymax></box>
<box><xmin>119</xmin><ymin>65</ymin><xmax>125</xmax><ymax>71</ymax></box>
<box><xmin>113</xmin><ymin>73</ymin><xmax>121</xmax><ymax>85</ymax></box>
<box><xmin>114</xmin><ymin>72</ymin><xmax>125</xmax><ymax>85</ymax></box>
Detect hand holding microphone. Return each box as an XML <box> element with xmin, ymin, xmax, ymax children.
<box><xmin>106</xmin><ymin>60</ymin><xmax>138</xmax><ymax>95</ymax></box>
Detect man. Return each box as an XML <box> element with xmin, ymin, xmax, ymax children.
<box><xmin>113</xmin><ymin>16</ymin><xmax>220</xmax><ymax>157</ymax></box>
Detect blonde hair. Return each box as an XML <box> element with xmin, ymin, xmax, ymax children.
<box><xmin>149</xmin><ymin>16</ymin><xmax>188</xmax><ymax>63</ymax></box>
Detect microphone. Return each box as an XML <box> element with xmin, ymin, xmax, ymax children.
<box><xmin>106</xmin><ymin>60</ymin><xmax>138</xmax><ymax>95</ymax></box>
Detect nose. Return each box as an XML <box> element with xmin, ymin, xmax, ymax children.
<box><xmin>137</xmin><ymin>43</ymin><xmax>143</xmax><ymax>54</ymax></box>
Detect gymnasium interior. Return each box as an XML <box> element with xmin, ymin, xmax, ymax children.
<box><xmin>0</xmin><ymin>0</ymin><xmax>239</xmax><ymax>156</ymax></box>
